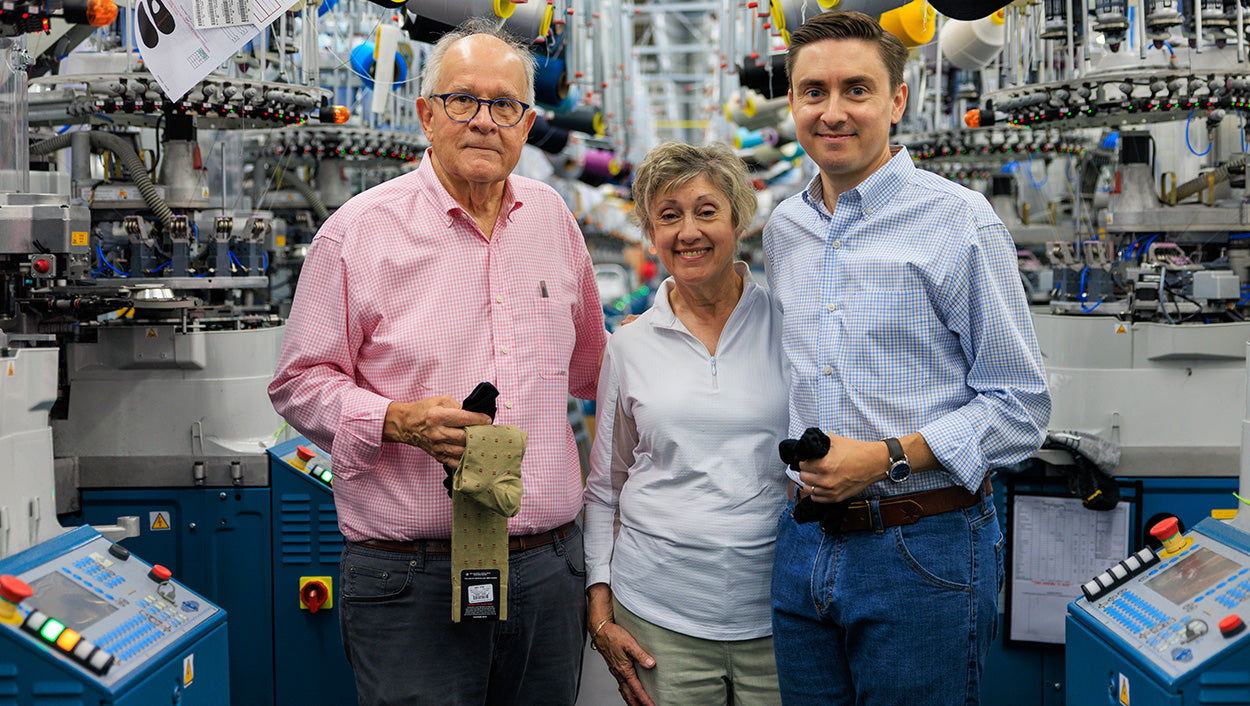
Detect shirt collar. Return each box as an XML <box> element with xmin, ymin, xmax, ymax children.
<box><xmin>650</xmin><ymin>261</ymin><xmax>757</xmax><ymax>331</ymax></box>
<box><xmin>801</xmin><ymin>145</ymin><xmax>914</xmax><ymax>219</ymax></box>
<box><xmin>415</xmin><ymin>147</ymin><xmax>525</xmax><ymax>227</ymax></box>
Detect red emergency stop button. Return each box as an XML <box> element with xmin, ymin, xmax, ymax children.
<box><xmin>296</xmin><ymin>446</ymin><xmax>315</xmax><ymax>462</ymax></box>
<box><xmin>1150</xmin><ymin>516</ymin><xmax>1189</xmax><ymax>554</ymax></box>
<box><xmin>32</xmin><ymin>259</ymin><xmax>51</xmax><ymax>274</ymax></box>
<box><xmin>1</xmin><ymin>575</ymin><xmax>33</xmax><ymax>604</ymax></box>
<box><xmin>148</xmin><ymin>565</ymin><xmax>172</xmax><ymax>583</ymax></box>
<box><xmin>1150</xmin><ymin>517</ymin><xmax>1178</xmax><ymax>541</ymax></box>
<box><xmin>1219</xmin><ymin>615</ymin><xmax>1245</xmax><ymax>638</ymax></box>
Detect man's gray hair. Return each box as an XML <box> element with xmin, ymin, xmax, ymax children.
<box><xmin>420</xmin><ymin>17</ymin><xmax>537</xmax><ymax>105</ymax></box>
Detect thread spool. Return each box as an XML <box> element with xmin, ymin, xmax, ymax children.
<box><xmin>735</xmin><ymin>127</ymin><xmax>780</xmax><ymax>149</ymax></box>
<box><xmin>401</xmin><ymin>11</ymin><xmax>458</xmax><ymax>45</ymax></box>
<box><xmin>580</xmin><ymin>148</ymin><xmax>620</xmax><ymax>186</ymax></box>
<box><xmin>548</xmin><ymin>107</ymin><xmax>603</xmax><ymax>136</ymax></box>
<box><xmin>349</xmin><ymin>40</ymin><xmax>409</xmax><ymax>91</ymax></box>
<box><xmin>768</xmin><ymin>0</ymin><xmax>843</xmax><ymax>46</ymax></box>
<box><xmin>742</xmin><ymin>143</ymin><xmax>784</xmax><ymax>166</ymax></box>
<box><xmin>929</xmin><ymin>0</ymin><xmax>1014</xmax><ymax>21</ymax></box>
<box><xmin>504</xmin><ymin>0</ymin><xmax>556</xmax><ymax>42</ymax></box>
<box><xmin>724</xmin><ymin>90</ymin><xmax>750</xmax><ymax>123</ymax></box>
<box><xmin>879</xmin><ymin>0</ymin><xmax>937</xmax><ymax>48</ymax></box>
<box><xmin>732</xmin><ymin>93</ymin><xmax>790</xmax><ymax>131</ymax></box>
<box><xmin>781</xmin><ymin>141</ymin><xmax>806</xmax><ymax>161</ymax></box>
<box><xmin>405</xmin><ymin>0</ymin><xmax>520</xmax><ymax>25</ymax></box>
<box><xmin>538</xmin><ymin>85</ymin><xmax>580</xmax><ymax>114</ymax></box>
<box><xmin>371</xmin><ymin>24</ymin><xmax>402</xmax><ymax>115</ymax></box>
<box><xmin>938</xmin><ymin>11</ymin><xmax>1005</xmax><ymax>71</ymax></box>
<box><xmin>534</xmin><ymin>54</ymin><xmax>570</xmax><ymax>107</ymax></box>
<box><xmin>738</xmin><ymin>54</ymin><xmax>788</xmax><ymax>100</ymax></box>
<box><xmin>527</xmin><ymin>115</ymin><xmax>571</xmax><ymax>153</ymax></box>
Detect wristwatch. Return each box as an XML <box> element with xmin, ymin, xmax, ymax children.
<box><xmin>883</xmin><ymin>437</ymin><xmax>911</xmax><ymax>483</ymax></box>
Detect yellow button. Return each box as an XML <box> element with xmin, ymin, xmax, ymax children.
<box><xmin>57</xmin><ymin>628</ymin><xmax>80</xmax><ymax>652</ymax></box>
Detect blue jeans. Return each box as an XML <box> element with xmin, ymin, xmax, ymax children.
<box><xmin>770</xmin><ymin>492</ymin><xmax>1003</xmax><ymax>706</ymax></box>
<box><xmin>339</xmin><ymin>525</ymin><xmax>587</xmax><ymax>706</ymax></box>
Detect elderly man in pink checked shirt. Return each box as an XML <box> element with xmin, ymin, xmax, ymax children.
<box><xmin>268</xmin><ymin>19</ymin><xmax>607</xmax><ymax>706</ymax></box>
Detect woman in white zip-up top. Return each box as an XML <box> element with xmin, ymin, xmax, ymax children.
<box><xmin>584</xmin><ymin>141</ymin><xmax>791</xmax><ymax>706</ymax></box>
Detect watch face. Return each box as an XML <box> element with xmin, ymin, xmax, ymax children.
<box><xmin>888</xmin><ymin>460</ymin><xmax>911</xmax><ymax>483</ymax></box>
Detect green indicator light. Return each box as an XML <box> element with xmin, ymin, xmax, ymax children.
<box><xmin>41</xmin><ymin>619</ymin><xmax>65</xmax><ymax>642</ymax></box>
<box><xmin>320</xmin><ymin>471</ymin><xmax>333</xmax><ymax>482</ymax></box>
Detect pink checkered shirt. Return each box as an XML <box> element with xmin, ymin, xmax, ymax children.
<box><xmin>269</xmin><ymin>152</ymin><xmax>607</xmax><ymax>542</ymax></box>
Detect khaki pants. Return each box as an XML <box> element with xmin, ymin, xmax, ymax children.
<box><xmin>613</xmin><ymin>598</ymin><xmax>782</xmax><ymax>706</ymax></box>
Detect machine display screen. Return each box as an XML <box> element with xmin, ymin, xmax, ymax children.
<box><xmin>27</xmin><ymin>572</ymin><xmax>117</xmax><ymax>632</ymax></box>
<box><xmin>1146</xmin><ymin>547</ymin><xmax>1244</xmax><ymax>606</ymax></box>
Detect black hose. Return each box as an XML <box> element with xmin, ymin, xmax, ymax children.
<box><xmin>31</xmin><ymin>131</ymin><xmax>176</xmax><ymax>230</ymax></box>
<box><xmin>277</xmin><ymin>167</ymin><xmax>331</xmax><ymax>224</ymax></box>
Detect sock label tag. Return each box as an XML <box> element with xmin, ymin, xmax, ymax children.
<box><xmin>459</xmin><ymin>569</ymin><xmax>501</xmax><ymax>621</ymax></box>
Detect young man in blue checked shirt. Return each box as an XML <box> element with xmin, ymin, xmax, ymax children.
<box><xmin>763</xmin><ymin>10</ymin><xmax>1051</xmax><ymax>706</ymax></box>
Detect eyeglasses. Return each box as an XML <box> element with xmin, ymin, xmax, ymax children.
<box><xmin>430</xmin><ymin>93</ymin><xmax>530</xmax><ymax>127</ymax></box>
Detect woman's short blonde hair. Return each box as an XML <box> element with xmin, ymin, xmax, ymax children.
<box><xmin>630</xmin><ymin>141</ymin><xmax>757</xmax><ymax>237</ymax></box>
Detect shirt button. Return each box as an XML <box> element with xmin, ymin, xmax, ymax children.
<box><xmin>831</xmin><ymin>241</ymin><xmax>842</xmax><ymax>250</ymax></box>
<box><xmin>495</xmin><ymin>296</ymin><xmax>503</xmax><ymax>304</ymax></box>
<box><xmin>826</xmin><ymin>303</ymin><xmax>837</xmax><ymax>313</ymax></box>
<box><xmin>505</xmin><ymin>401</ymin><xmax>514</xmax><ymax>409</ymax></box>
<box><xmin>501</xmin><ymin>347</ymin><xmax>509</xmax><ymax>355</ymax></box>
<box><xmin>822</xmin><ymin>366</ymin><xmax>833</xmax><ymax>376</ymax></box>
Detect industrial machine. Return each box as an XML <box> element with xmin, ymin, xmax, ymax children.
<box><xmin>266</xmin><ymin>437</ymin><xmax>355</xmax><ymax>706</ymax></box>
<box><xmin>1061</xmin><ymin>341</ymin><xmax>1250</xmax><ymax>706</ymax></box>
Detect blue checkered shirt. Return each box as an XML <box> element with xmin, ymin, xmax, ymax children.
<box><xmin>763</xmin><ymin>147</ymin><xmax>1050</xmax><ymax>497</ymax></box>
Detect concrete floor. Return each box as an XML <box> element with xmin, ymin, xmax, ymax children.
<box><xmin>576</xmin><ymin>641</ymin><xmax>624</xmax><ymax>706</ymax></box>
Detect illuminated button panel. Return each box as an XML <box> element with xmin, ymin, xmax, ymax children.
<box><xmin>2</xmin><ymin>535</ymin><xmax>218</xmax><ymax>686</ymax></box>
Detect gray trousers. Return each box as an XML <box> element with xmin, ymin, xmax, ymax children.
<box><xmin>339</xmin><ymin>526</ymin><xmax>587</xmax><ymax>706</ymax></box>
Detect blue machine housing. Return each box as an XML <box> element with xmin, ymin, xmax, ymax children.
<box><xmin>268</xmin><ymin>437</ymin><xmax>356</xmax><ymax>706</ymax></box>
<box><xmin>1066</xmin><ymin>517</ymin><xmax>1250</xmax><ymax>706</ymax></box>
<box><xmin>0</xmin><ymin>526</ymin><xmax>230</xmax><ymax>706</ymax></box>
<box><xmin>74</xmin><ymin>436</ymin><xmax>355</xmax><ymax>706</ymax></box>
<box><xmin>982</xmin><ymin>474</ymin><xmax>1242</xmax><ymax>706</ymax></box>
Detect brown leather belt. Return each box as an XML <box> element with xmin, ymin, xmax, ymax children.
<box><xmin>355</xmin><ymin>519</ymin><xmax>577</xmax><ymax>555</ymax></box>
<box><xmin>792</xmin><ymin>477</ymin><xmax>992</xmax><ymax>533</ymax></box>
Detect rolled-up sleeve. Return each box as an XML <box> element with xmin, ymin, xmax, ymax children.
<box><xmin>919</xmin><ymin>222</ymin><xmax>1050</xmax><ymax>491</ymax></box>
<box><xmin>267</xmin><ymin>224</ymin><xmax>392</xmax><ymax>476</ymax></box>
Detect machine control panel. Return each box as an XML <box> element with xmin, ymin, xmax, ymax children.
<box><xmin>0</xmin><ymin>527</ymin><xmax>220</xmax><ymax>687</ymax></box>
<box><xmin>274</xmin><ymin>440</ymin><xmax>334</xmax><ymax>487</ymax></box>
<box><xmin>1071</xmin><ymin>519</ymin><xmax>1250</xmax><ymax>679</ymax></box>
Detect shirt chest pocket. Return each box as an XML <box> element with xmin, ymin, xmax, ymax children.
<box><xmin>517</xmin><ymin>294</ymin><xmax>575</xmax><ymax>380</ymax></box>
<box><xmin>834</xmin><ymin>289</ymin><xmax>928</xmax><ymax>390</ymax></box>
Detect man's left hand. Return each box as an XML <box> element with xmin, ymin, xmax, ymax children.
<box><xmin>797</xmin><ymin>433</ymin><xmax>889</xmax><ymax>503</ymax></box>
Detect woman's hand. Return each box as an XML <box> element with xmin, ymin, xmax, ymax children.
<box><xmin>592</xmin><ymin>621</ymin><xmax>656</xmax><ymax>706</ymax></box>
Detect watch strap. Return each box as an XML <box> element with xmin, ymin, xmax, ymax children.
<box><xmin>883</xmin><ymin>437</ymin><xmax>904</xmax><ymax>464</ymax></box>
